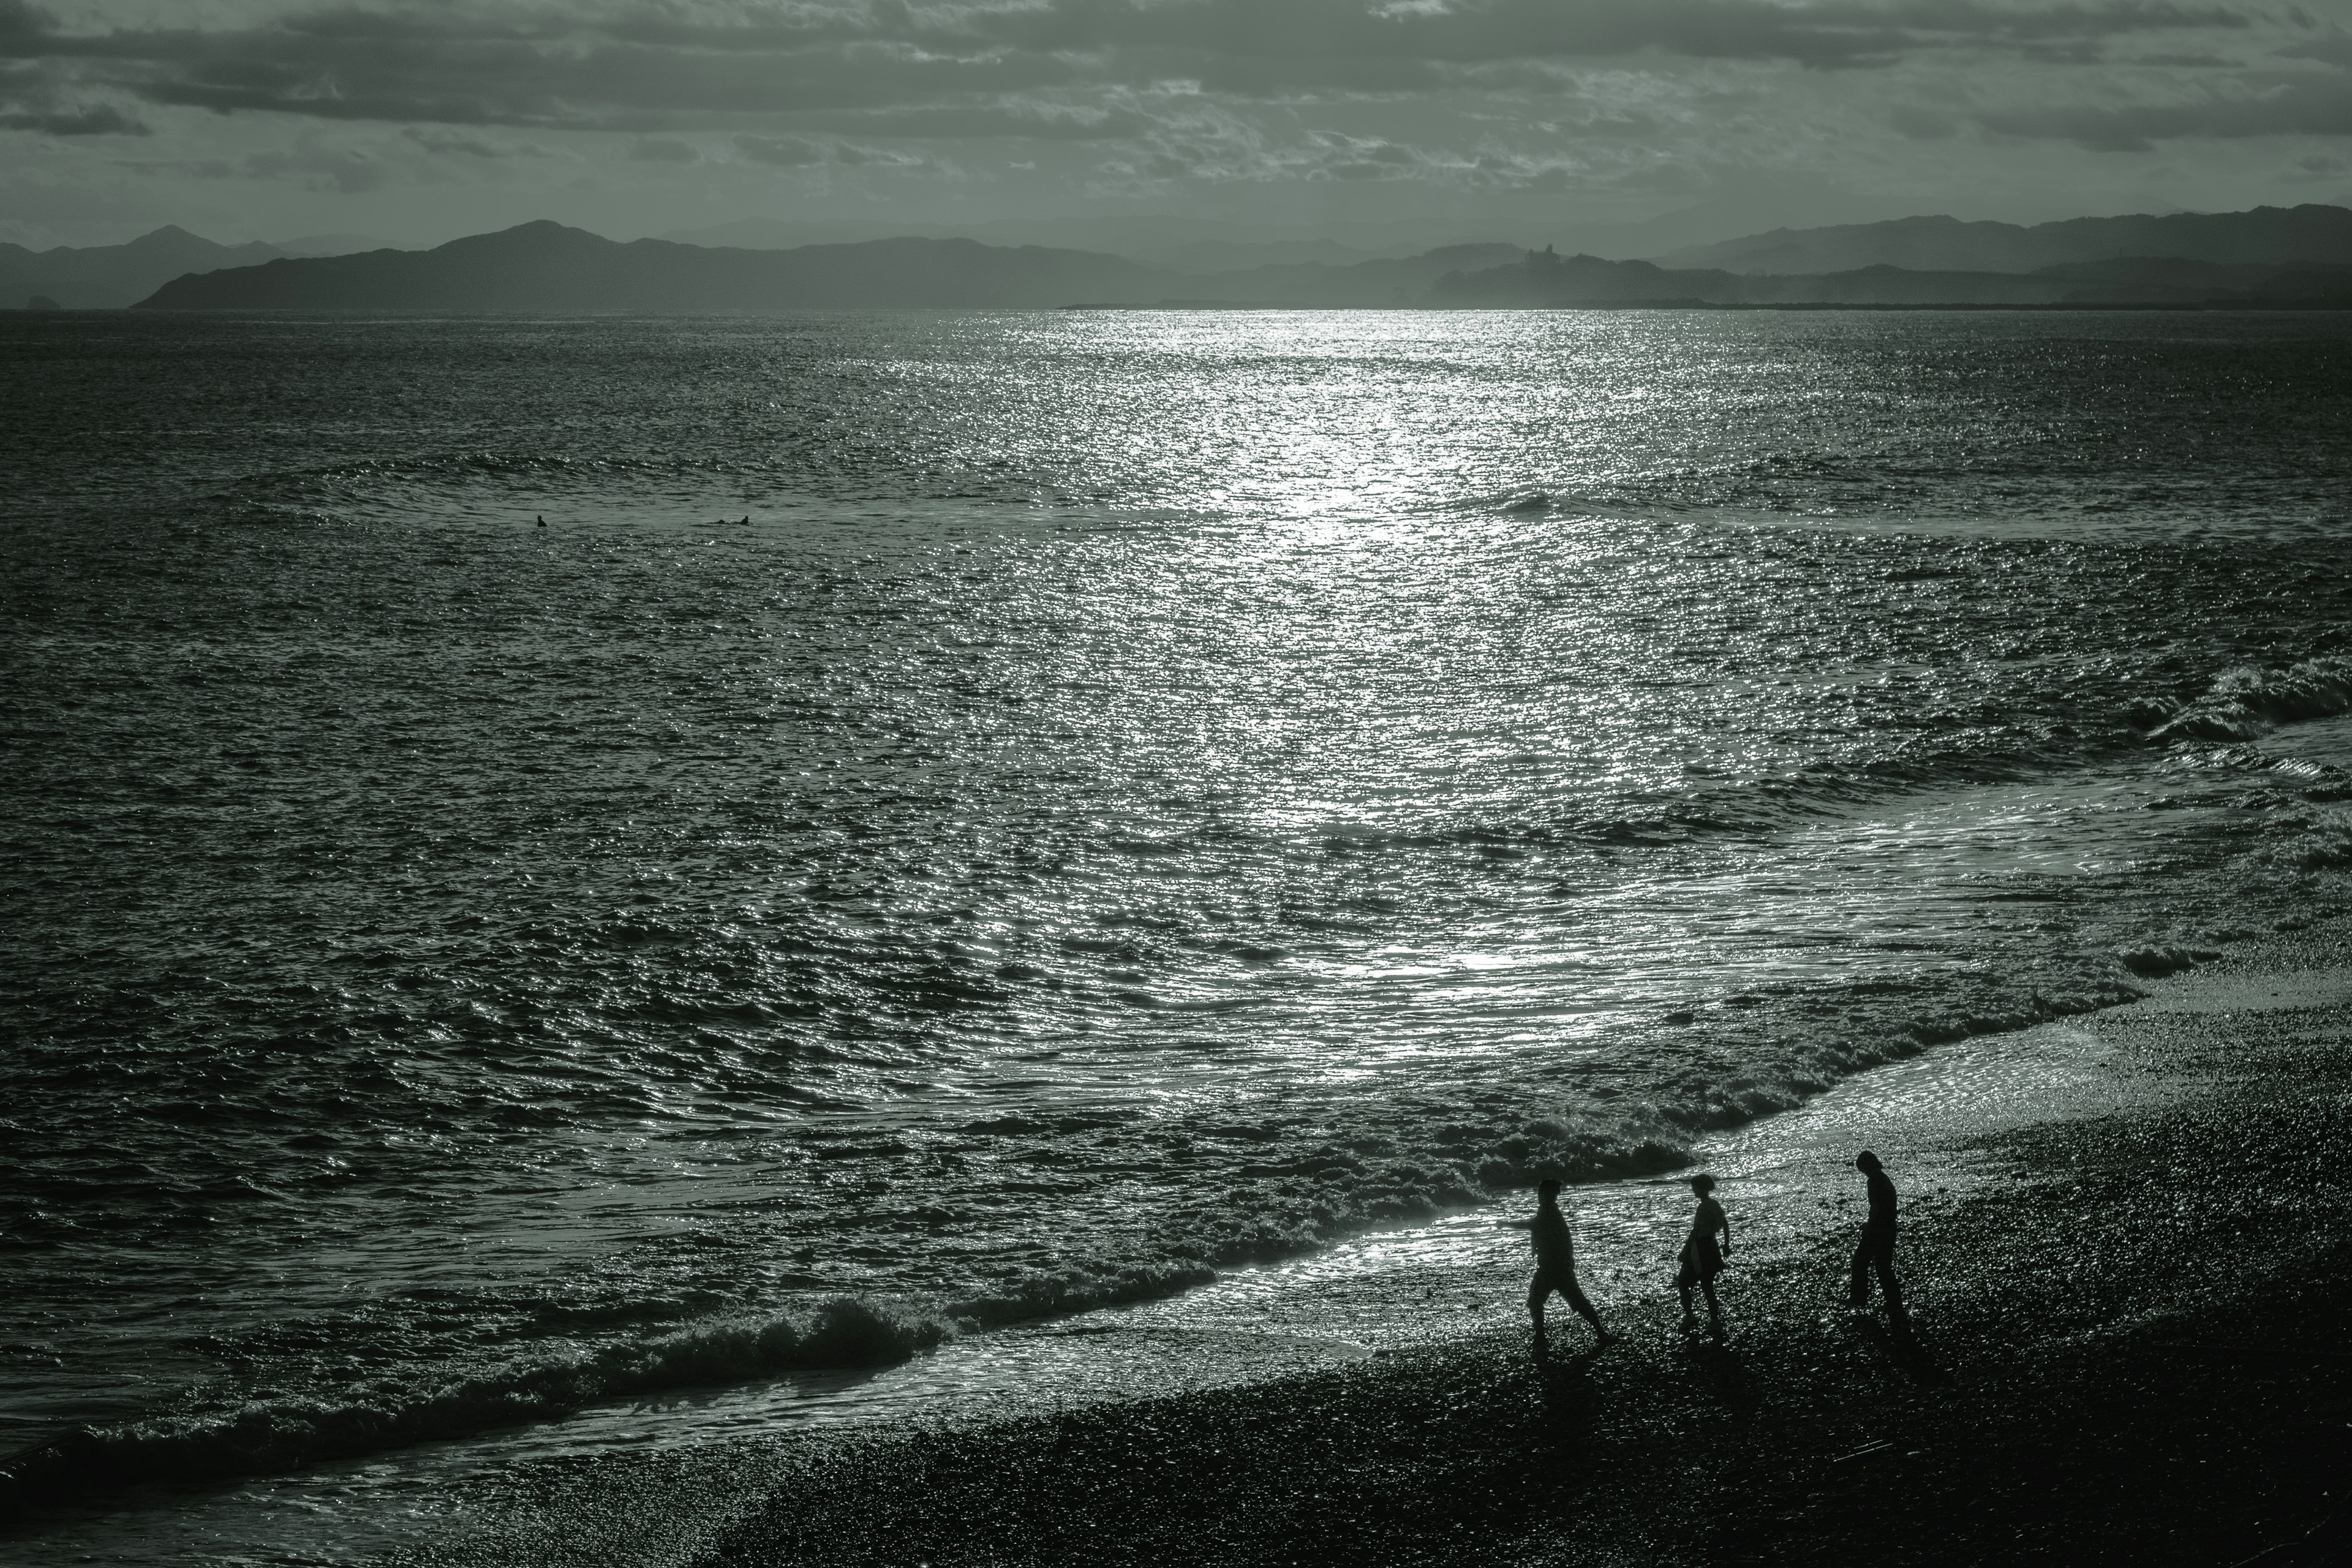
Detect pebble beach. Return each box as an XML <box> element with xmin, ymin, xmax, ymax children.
<box><xmin>364</xmin><ymin>916</ymin><xmax>2352</xmax><ymax>1567</ymax></box>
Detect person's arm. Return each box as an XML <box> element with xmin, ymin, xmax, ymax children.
<box><xmin>1719</xmin><ymin>1207</ymin><xmax>1733</xmax><ymax>1258</ymax></box>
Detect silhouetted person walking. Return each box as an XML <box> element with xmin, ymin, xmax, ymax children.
<box><xmin>1850</xmin><ymin>1150</ymin><xmax>1907</xmax><ymax>1325</ymax></box>
<box><xmin>1677</xmin><ymin>1173</ymin><xmax>1731</xmax><ymax>1341</ymax></box>
<box><xmin>1513</xmin><ymin>1178</ymin><xmax>1613</xmax><ymax>1359</ymax></box>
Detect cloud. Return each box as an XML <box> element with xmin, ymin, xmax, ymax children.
<box><xmin>1889</xmin><ymin>100</ymin><xmax>1961</xmax><ymax>137</ymax></box>
<box><xmin>791</xmin><ymin>101</ymin><xmax>1158</xmax><ymax>141</ymax></box>
<box><xmin>0</xmin><ymin>100</ymin><xmax>146</xmax><ymax>133</ymax></box>
<box><xmin>5</xmin><ymin>0</ymin><xmax>2345</xmax><ymax>229</ymax></box>
<box><xmin>734</xmin><ymin>131</ymin><xmax>826</xmax><ymax>165</ymax></box>
<box><xmin>729</xmin><ymin>131</ymin><xmax>938</xmax><ymax>169</ymax></box>
<box><xmin>0</xmin><ymin>0</ymin><xmax>53</xmax><ymax>49</ymax></box>
<box><xmin>2279</xmin><ymin>26</ymin><xmax>2352</xmax><ymax>67</ymax></box>
<box><xmin>987</xmin><ymin>0</ymin><xmax>2262</xmax><ymax>80</ymax></box>
<box><xmin>241</xmin><ymin>141</ymin><xmax>386</xmax><ymax>192</ymax></box>
<box><xmin>1975</xmin><ymin>70</ymin><xmax>2352</xmax><ymax>148</ymax></box>
<box><xmin>829</xmin><ymin>140</ymin><xmax>934</xmax><ymax>168</ymax></box>
<box><xmin>0</xmin><ymin>0</ymin><xmax>2295</xmax><ymax>133</ymax></box>
<box><xmin>402</xmin><ymin>125</ymin><xmax>544</xmax><ymax>157</ymax></box>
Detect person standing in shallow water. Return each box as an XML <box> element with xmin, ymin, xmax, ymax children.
<box><xmin>1677</xmin><ymin>1174</ymin><xmax>1732</xmax><ymax>1341</ymax></box>
<box><xmin>1514</xmin><ymin>1178</ymin><xmax>1614</xmax><ymax>1359</ymax></box>
<box><xmin>1850</xmin><ymin>1150</ymin><xmax>1907</xmax><ymax>1325</ymax></box>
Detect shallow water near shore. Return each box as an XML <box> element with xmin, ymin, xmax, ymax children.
<box><xmin>0</xmin><ymin>958</ymin><xmax>2300</xmax><ymax>1568</ymax></box>
<box><xmin>3</xmin><ymin>308</ymin><xmax>2350</xmax><ymax>1557</ymax></box>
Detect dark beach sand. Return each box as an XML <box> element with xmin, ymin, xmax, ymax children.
<box><xmin>391</xmin><ymin>921</ymin><xmax>2352</xmax><ymax>1568</ymax></box>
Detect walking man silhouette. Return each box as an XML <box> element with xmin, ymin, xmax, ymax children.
<box><xmin>1677</xmin><ymin>1174</ymin><xmax>1732</xmax><ymax>1341</ymax></box>
<box><xmin>1513</xmin><ymin>1178</ymin><xmax>1614</xmax><ymax>1359</ymax></box>
<box><xmin>1849</xmin><ymin>1150</ymin><xmax>1907</xmax><ymax>1325</ymax></box>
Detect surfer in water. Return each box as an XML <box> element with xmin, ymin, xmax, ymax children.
<box><xmin>1512</xmin><ymin>1178</ymin><xmax>1615</xmax><ymax>1359</ymax></box>
<box><xmin>1677</xmin><ymin>1173</ymin><xmax>1732</xmax><ymax>1341</ymax></box>
<box><xmin>1849</xmin><ymin>1150</ymin><xmax>1907</xmax><ymax>1325</ymax></box>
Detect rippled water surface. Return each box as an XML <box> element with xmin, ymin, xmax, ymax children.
<box><xmin>2</xmin><ymin>309</ymin><xmax>2348</xmax><ymax>1534</ymax></box>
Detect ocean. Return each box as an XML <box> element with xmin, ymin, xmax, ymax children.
<box><xmin>2</xmin><ymin>307</ymin><xmax>2348</xmax><ymax>1562</ymax></box>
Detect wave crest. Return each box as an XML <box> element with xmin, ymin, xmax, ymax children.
<box><xmin>0</xmin><ymin>1296</ymin><xmax>950</xmax><ymax>1509</ymax></box>
<box><xmin>2150</xmin><ymin>655</ymin><xmax>2352</xmax><ymax>744</ymax></box>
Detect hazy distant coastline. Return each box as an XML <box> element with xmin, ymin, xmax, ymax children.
<box><xmin>10</xmin><ymin>203</ymin><xmax>2350</xmax><ymax>313</ymax></box>
<box><xmin>0</xmin><ymin>228</ymin><xmax>379</xmax><ymax>311</ymax></box>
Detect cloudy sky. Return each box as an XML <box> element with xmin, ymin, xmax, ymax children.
<box><xmin>4</xmin><ymin>0</ymin><xmax>2350</xmax><ymax>252</ymax></box>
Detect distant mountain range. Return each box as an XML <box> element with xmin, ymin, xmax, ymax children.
<box><xmin>2</xmin><ymin>227</ymin><xmax>384</xmax><ymax>309</ymax></box>
<box><xmin>660</xmin><ymin>216</ymin><xmax>1399</xmax><ymax>272</ymax></box>
<box><xmin>1658</xmin><ymin>205</ymin><xmax>2352</xmax><ymax>276</ymax></box>
<box><xmin>5</xmin><ymin>227</ymin><xmax>281</xmax><ymax>310</ymax></box>
<box><xmin>137</xmin><ymin>223</ymin><xmax>1175</xmax><ymax>311</ymax></box>
<box><xmin>132</xmin><ymin>222</ymin><xmax>1526</xmax><ymax>311</ymax></box>
<box><xmin>33</xmin><ymin>203</ymin><xmax>2348</xmax><ymax>313</ymax></box>
<box><xmin>1433</xmin><ymin>247</ymin><xmax>2352</xmax><ymax>308</ymax></box>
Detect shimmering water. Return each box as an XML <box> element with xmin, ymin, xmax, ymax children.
<box><xmin>2</xmin><ymin>309</ymin><xmax>2348</xmax><ymax>1545</ymax></box>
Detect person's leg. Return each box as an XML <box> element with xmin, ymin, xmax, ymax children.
<box><xmin>1849</xmin><ymin>1236</ymin><xmax>1874</xmax><ymax>1306</ymax></box>
<box><xmin>1528</xmin><ymin>1275</ymin><xmax>1551</xmax><ymax>1355</ymax></box>
<box><xmin>1563</xmin><ymin>1277</ymin><xmax>1606</xmax><ymax>1339</ymax></box>
<box><xmin>1701</xmin><ymin>1276</ymin><xmax>1724</xmax><ymax>1339</ymax></box>
<box><xmin>1874</xmin><ymin>1249</ymin><xmax>1907</xmax><ymax>1324</ymax></box>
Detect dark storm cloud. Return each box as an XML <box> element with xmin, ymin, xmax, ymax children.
<box><xmin>2279</xmin><ymin>26</ymin><xmax>2352</xmax><ymax>63</ymax></box>
<box><xmin>0</xmin><ymin>0</ymin><xmax>49</xmax><ymax>46</ymax></box>
<box><xmin>0</xmin><ymin>2</ymin><xmax>1068</xmax><ymax>129</ymax></box>
<box><xmin>0</xmin><ymin>0</ymin><xmax>2282</xmax><ymax>134</ymax></box>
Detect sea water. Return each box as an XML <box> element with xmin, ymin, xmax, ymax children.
<box><xmin>2</xmin><ymin>308</ymin><xmax>2348</xmax><ymax>1559</ymax></box>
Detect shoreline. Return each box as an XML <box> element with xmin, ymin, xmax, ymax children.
<box><xmin>369</xmin><ymin>914</ymin><xmax>2352</xmax><ymax>1567</ymax></box>
<box><xmin>6</xmin><ymin>919</ymin><xmax>2339</xmax><ymax>1566</ymax></box>
<box><xmin>699</xmin><ymin>920</ymin><xmax>2352</xmax><ymax>1567</ymax></box>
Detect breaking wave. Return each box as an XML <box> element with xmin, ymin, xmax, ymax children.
<box><xmin>0</xmin><ymin>1297</ymin><xmax>951</xmax><ymax>1510</ymax></box>
<box><xmin>2150</xmin><ymin>656</ymin><xmax>2352</xmax><ymax>744</ymax></box>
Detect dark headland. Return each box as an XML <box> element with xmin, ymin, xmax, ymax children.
<box><xmin>388</xmin><ymin>916</ymin><xmax>2352</xmax><ymax>1568</ymax></box>
<box><xmin>119</xmin><ymin>204</ymin><xmax>2352</xmax><ymax>313</ymax></box>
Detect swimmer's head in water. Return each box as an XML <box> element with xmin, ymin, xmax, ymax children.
<box><xmin>1690</xmin><ymin>1174</ymin><xmax>1716</xmax><ymax>1195</ymax></box>
<box><xmin>1537</xmin><ymin>1177</ymin><xmax>1561</xmax><ymax>1202</ymax></box>
<box><xmin>1856</xmin><ymin>1150</ymin><xmax>1882</xmax><ymax>1172</ymax></box>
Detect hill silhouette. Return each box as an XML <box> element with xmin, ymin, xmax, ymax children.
<box><xmin>1434</xmin><ymin>246</ymin><xmax>2352</xmax><ymax>307</ymax></box>
<box><xmin>4</xmin><ymin>226</ymin><xmax>284</xmax><ymax>309</ymax></box>
<box><xmin>120</xmin><ymin>208</ymin><xmax>2352</xmax><ymax>313</ymax></box>
<box><xmin>1658</xmin><ymin>205</ymin><xmax>2352</xmax><ymax>276</ymax></box>
<box><xmin>134</xmin><ymin>222</ymin><xmax>1534</xmax><ymax>312</ymax></box>
<box><xmin>136</xmin><ymin>222</ymin><xmax>1182</xmax><ymax>311</ymax></box>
